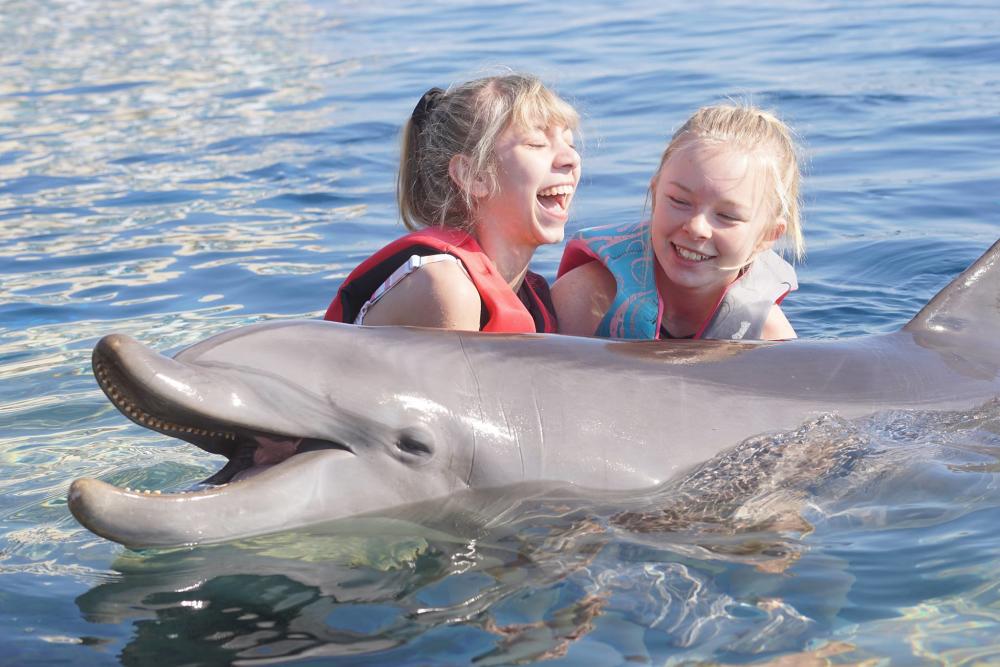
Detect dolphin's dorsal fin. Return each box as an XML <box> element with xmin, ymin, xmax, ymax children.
<box><xmin>904</xmin><ymin>239</ymin><xmax>1000</xmax><ymax>335</ymax></box>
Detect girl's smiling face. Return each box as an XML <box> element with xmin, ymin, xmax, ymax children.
<box><xmin>650</xmin><ymin>139</ymin><xmax>785</xmax><ymax>294</ymax></box>
<box><xmin>473</xmin><ymin>122</ymin><xmax>581</xmax><ymax>248</ymax></box>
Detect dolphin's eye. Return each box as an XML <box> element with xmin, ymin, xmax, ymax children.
<box><xmin>396</xmin><ymin>427</ymin><xmax>434</xmax><ymax>457</ymax></box>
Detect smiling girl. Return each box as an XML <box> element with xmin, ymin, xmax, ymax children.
<box><xmin>553</xmin><ymin>104</ymin><xmax>804</xmax><ymax>341</ymax></box>
<box><xmin>325</xmin><ymin>74</ymin><xmax>580</xmax><ymax>333</ymax></box>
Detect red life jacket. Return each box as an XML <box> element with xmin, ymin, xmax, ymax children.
<box><xmin>324</xmin><ymin>227</ymin><xmax>557</xmax><ymax>333</ymax></box>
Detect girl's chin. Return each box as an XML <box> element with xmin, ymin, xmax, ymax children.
<box><xmin>661</xmin><ymin>263</ymin><xmax>741</xmax><ymax>292</ymax></box>
<box><xmin>529</xmin><ymin>212</ymin><xmax>567</xmax><ymax>243</ymax></box>
<box><xmin>657</xmin><ymin>252</ymin><xmax>733</xmax><ymax>291</ymax></box>
<box><xmin>534</xmin><ymin>221</ymin><xmax>567</xmax><ymax>245</ymax></box>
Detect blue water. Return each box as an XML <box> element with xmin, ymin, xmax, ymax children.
<box><xmin>2</xmin><ymin>0</ymin><xmax>999</xmax><ymax>664</ymax></box>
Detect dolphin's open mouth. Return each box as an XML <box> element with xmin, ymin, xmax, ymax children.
<box><xmin>92</xmin><ymin>337</ymin><xmax>351</xmax><ymax>489</ymax></box>
<box><xmin>72</xmin><ymin>324</ymin><xmax>467</xmax><ymax>548</ymax></box>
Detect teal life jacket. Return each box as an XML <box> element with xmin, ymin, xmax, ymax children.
<box><xmin>557</xmin><ymin>221</ymin><xmax>798</xmax><ymax>340</ymax></box>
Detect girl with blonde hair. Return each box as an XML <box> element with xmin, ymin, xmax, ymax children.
<box><xmin>325</xmin><ymin>74</ymin><xmax>580</xmax><ymax>333</ymax></box>
<box><xmin>553</xmin><ymin>103</ymin><xmax>804</xmax><ymax>341</ymax></box>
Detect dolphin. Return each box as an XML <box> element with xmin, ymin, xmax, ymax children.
<box><xmin>68</xmin><ymin>240</ymin><xmax>1000</xmax><ymax>548</ymax></box>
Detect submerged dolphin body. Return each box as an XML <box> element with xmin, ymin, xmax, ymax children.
<box><xmin>69</xmin><ymin>241</ymin><xmax>1000</xmax><ymax>548</ymax></box>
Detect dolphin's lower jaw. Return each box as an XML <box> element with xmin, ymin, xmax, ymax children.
<box><xmin>68</xmin><ymin>449</ymin><xmax>356</xmax><ymax>548</ymax></box>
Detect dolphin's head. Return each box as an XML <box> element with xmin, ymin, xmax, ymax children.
<box><xmin>69</xmin><ymin>321</ymin><xmax>482</xmax><ymax>548</ymax></box>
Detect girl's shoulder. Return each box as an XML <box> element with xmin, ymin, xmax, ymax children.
<box><xmin>551</xmin><ymin>260</ymin><xmax>617</xmax><ymax>336</ymax></box>
<box><xmin>360</xmin><ymin>259</ymin><xmax>481</xmax><ymax>330</ymax></box>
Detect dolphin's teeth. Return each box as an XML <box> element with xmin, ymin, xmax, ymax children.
<box><xmin>154</xmin><ymin>490</ymin><xmax>161</xmax><ymax>495</ymax></box>
<box><xmin>124</xmin><ymin>487</ymin><xmax>131</xmax><ymax>492</ymax></box>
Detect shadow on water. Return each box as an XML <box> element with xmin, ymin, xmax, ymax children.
<box><xmin>72</xmin><ymin>400</ymin><xmax>1000</xmax><ymax>665</ymax></box>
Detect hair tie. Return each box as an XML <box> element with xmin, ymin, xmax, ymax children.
<box><xmin>411</xmin><ymin>87</ymin><xmax>444</xmax><ymax>130</ymax></box>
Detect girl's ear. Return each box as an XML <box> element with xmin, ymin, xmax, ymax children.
<box><xmin>448</xmin><ymin>154</ymin><xmax>489</xmax><ymax>198</ymax></box>
<box><xmin>756</xmin><ymin>218</ymin><xmax>788</xmax><ymax>252</ymax></box>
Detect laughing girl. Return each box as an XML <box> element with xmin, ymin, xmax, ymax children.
<box><xmin>325</xmin><ymin>74</ymin><xmax>580</xmax><ymax>333</ymax></box>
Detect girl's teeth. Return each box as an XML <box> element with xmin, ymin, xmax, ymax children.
<box><xmin>676</xmin><ymin>245</ymin><xmax>709</xmax><ymax>261</ymax></box>
<box><xmin>538</xmin><ymin>185</ymin><xmax>574</xmax><ymax>197</ymax></box>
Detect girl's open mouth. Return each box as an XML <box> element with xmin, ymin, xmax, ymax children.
<box><xmin>537</xmin><ymin>184</ymin><xmax>574</xmax><ymax>214</ymax></box>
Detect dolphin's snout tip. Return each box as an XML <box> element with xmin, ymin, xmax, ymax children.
<box><xmin>68</xmin><ymin>477</ymin><xmax>91</xmax><ymax>501</ymax></box>
<box><xmin>94</xmin><ymin>333</ymin><xmax>139</xmax><ymax>358</ymax></box>
<box><xmin>93</xmin><ymin>334</ymin><xmax>127</xmax><ymax>371</ymax></box>
<box><xmin>68</xmin><ymin>478</ymin><xmax>99</xmax><ymax>524</ymax></box>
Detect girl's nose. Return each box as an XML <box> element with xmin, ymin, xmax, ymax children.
<box><xmin>554</xmin><ymin>141</ymin><xmax>581</xmax><ymax>171</ymax></box>
<box><xmin>684</xmin><ymin>212</ymin><xmax>712</xmax><ymax>239</ymax></box>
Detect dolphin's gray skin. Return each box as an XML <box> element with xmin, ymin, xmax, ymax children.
<box><xmin>69</xmin><ymin>240</ymin><xmax>1000</xmax><ymax>548</ymax></box>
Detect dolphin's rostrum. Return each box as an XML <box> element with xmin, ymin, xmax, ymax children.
<box><xmin>69</xmin><ymin>240</ymin><xmax>1000</xmax><ymax>548</ymax></box>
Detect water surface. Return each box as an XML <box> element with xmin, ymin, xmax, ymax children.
<box><xmin>2</xmin><ymin>1</ymin><xmax>999</xmax><ymax>664</ymax></box>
